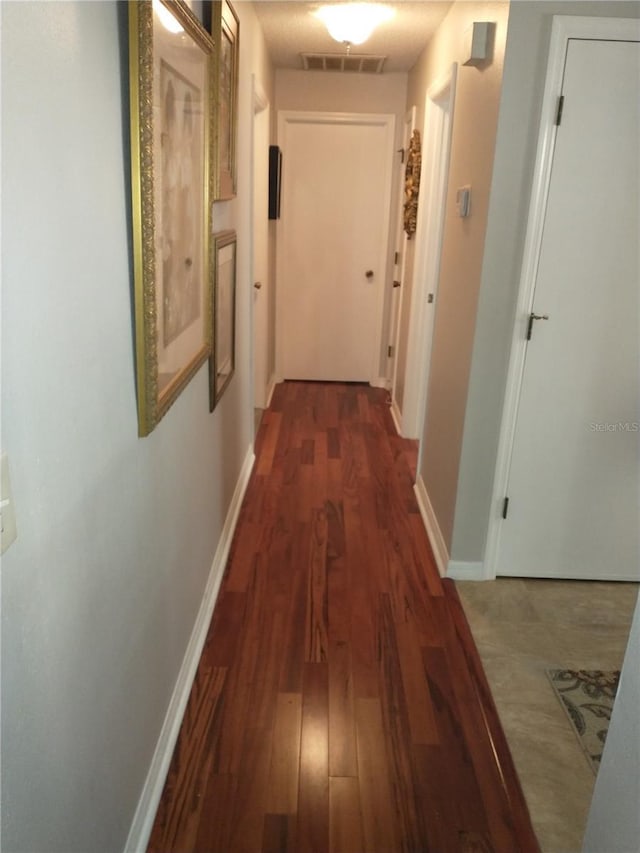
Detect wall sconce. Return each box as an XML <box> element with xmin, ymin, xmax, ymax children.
<box><xmin>462</xmin><ymin>22</ymin><xmax>495</xmax><ymax>66</ymax></box>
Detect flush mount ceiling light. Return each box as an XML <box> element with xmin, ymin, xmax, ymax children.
<box><xmin>314</xmin><ymin>3</ymin><xmax>394</xmax><ymax>47</ymax></box>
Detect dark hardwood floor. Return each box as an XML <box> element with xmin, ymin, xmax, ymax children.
<box><xmin>148</xmin><ymin>381</ymin><xmax>539</xmax><ymax>853</ymax></box>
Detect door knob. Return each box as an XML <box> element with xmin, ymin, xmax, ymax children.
<box><xmin>254</xmin><ymin>282</ymin><xmax>262</xmax><ymax>290</ymax></box>
<box><xmin>365</xmin><ymin>270</ymin><xmax>374</xmax><ymax>279</ymax></box>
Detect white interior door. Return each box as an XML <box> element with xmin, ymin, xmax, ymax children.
<box><xmin>252</xmin><ymin>82</ymin><xmax>269</xmax><ymax>409</ymax></box>
<box><xmin>278</xmin><ymin>112</ymin><xmax>394</xmax><ymax>382</ymax></box>
<box><xmin>496</xmin><ymin>35</ymin><xmax>639</xmax><ymax>580</ymax></box>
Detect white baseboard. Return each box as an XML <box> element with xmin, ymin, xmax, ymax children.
<box><xmin>390</xmin><ymin>399</ymin><xmax>402</xmax><ymax>436</ymax></box>
<box><xmin>124</xmin><ymin>444</ymin><xmax>255</xmax><ymax>853</ymax></box>
<box><xmin>446</xmin><ymin>560</ymin><xmax>485</xmax><ymax>581</ymax></box>
<box><xmin>265</xmin><ymin>374</ymin><xmax>277</xmax><ymax>408</ymax></box>
<box><xmin>413</xmin><ymin>475</ymin><xmax>449</xmax><ymax>577</ymax></box>
<box><xmin>370</xmin><ymin>376</ymin><xmax>390</xmax><ymax>390</ymax></box>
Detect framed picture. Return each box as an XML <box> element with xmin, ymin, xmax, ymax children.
<box><xmin>268</xmin><ymin>145</ymin><xmax>282</xmax><ymax>220</ymax></box>
<box><xmin>207</xmin><ymin>1</ymin><xmax>239</xmax><ymax>199</ymax></box>
<box><xmin>129</xmin><ymin>0</ymin><xmax>215</xmax><ymax>436</ymax></box>
<box><xmin>209</xmin><ymin>230</ymin><xmax>237</xmax><ymax>409</ymax></box>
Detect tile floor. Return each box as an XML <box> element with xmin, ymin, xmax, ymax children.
<box><xmin>456</xmin><ymin>578</ymin><xmax>639</xmax><ymax>853</ymax></box>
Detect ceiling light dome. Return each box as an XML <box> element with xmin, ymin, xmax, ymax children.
<box><xmin>153</xmin><ymin>0</ymin><xmax>184</xmax><ymax>34</ymax></box>
<box><xmin>314</xmin><ymin>4</ymin><xmax>394</xmax><ymax>46</ymax></box>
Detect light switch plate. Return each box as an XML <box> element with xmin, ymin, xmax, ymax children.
<box><xmin>1</xmin><ymin>453</ymin><xmax>17</xmax><ymax>555</ymax></box>
<box><xmin>456</xmin><ymin>186</ymin><xmax>471</xmax><ymax>217</ymax></box>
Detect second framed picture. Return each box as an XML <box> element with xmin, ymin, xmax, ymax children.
<box><xmin>209</xmin><ymin>230</ymin><xmax>237</xmax><ymax>409</ymax></box>
<box><xmin>207</xmin><ymin>0</ymin><xmax>239</xmax><ymax>200</ymax></box>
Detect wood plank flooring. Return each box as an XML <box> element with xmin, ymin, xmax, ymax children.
<box><xmin>148</xmin><ymin>381</ymin><xmax>539</xmax><ymax>853</ymax></box>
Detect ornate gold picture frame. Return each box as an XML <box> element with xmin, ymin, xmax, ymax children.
<box><xmin>404</xmin><ymin>129</ymin><xmax>422</xmax><ymax>238</ymax></box>
<box><xmin>207</xmin><ymin>0</ymin><xmax>239</xmax><ymax>200</ymax></box>
<box><xmin>129</xmin><ymin>0</ymin><xmax>215</xmax><ymax>436</ymax></box>
<box><xmin>209</xmin><ymin>230</ymin><xmax>237</xmax><ymax>409</ymax></box>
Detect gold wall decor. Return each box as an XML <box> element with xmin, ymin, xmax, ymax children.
<box><xmin>403</xmin><ymin>129</ymin><xmax>422</xmax><ymax>238</ymax></box>
<box><xmin>207</xmin><ymin>1</ymin><xmax>240</xmax><ymax>200</ymax></box>
<box><xmin>209</xmin><ymin>230</ymin><xmax>237</xmax><ymax>410</ymax></box>
<box><xmin>129</xmin><ymin>0</ymin><xmax>215</xmax><ymax>436</ymax></box>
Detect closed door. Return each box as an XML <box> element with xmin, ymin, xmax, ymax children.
<box><xmin>278</xmin><ymin>113</ymin><xmax>394</xmax><ymax>382</ymax></box>
<box><xmin>253</xmin><ymin>99</ymin><xmax>269</xmax><ymax>409</ymax></box>
<box><xmin>497</xmin><ymin>37</ymin><xmax>639</xmax><ymax>580</ymax></box>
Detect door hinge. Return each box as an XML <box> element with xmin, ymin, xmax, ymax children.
<box><xmin>397</xmin><ymin>148</ymin><xmax>405</xmax><ymax>164</ymax></box>
<box><xmin>555</xmin><ymin>95</ymin><xmax>565</xmax><ymax>126</ymax></box>
<box><xmin>388</xmin><ymin>345</ymin><xmax>394</xmax><ymax>358</ymax></box>
<box><xmin>502</xmin><ymin>497</ymin><xmax>510</xmax><ymax>519</ymax></box>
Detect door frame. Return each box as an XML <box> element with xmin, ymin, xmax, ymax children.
<box><xmin>401</xmin><ymin>64</ymin><xmax>457</xmax><ymax>441</ymax></box>
<box><xmin>251</xmin><ymin>75</ymin><xmax>270</xmax><ymax>413</ymax></box>
<box><xmin>275</xmin><ymin>110</ymin><xmax>396</xmax><ymax>385</ymax></box>
<box><xmin>484</xmin><ymin>15</ymin><xmax>640</xmax><ymax>580</ymax></box>
<box><xmin>249</xmin><ymin>74</ymin><xmax>269</xmax><ymax>422</ymax></box>
<box><xmin>389</xmin><ymin>105</ymin><xmax>417</xmax><ymax>430</ymax></box>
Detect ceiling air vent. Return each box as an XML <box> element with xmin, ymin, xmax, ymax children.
<box><xmin>301</xmin><ymin>53</ymin><xmax>387</xmax><ymax>73</ymax></box>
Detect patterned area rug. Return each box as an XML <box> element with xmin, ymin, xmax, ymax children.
<box><xmin>547</xmin><ymin>669</ymin><xmax>620</xmax><ymax>773</ymax></box>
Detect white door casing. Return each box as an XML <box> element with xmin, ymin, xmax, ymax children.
<box><xmin>486</xmin><ymin>17</ymin><xmax>640</xmax><ymax>581</ymax></box>
<box><xmin>276</xmin><ymin>111</ymin><xmax>395</xmax><ymax>384</ymax></box>
<box><xmin>402</xmin><ymin>65</ymin><xmax>457</xmax><ymax>442</ymax></box>
<box><xmin>252</xmin><ymin>78</ymin><xmax>270</xmax><ymax>410</ymax></box>
<box><xmin>390</xmin><ymin>107</ymin><xmax>417</xmax><ymax>431</ymax></box>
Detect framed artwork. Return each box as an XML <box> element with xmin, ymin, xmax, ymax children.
<box><xmin>403</xmin><ymin>129</ymin><xmax>422</xmax><ymax>238</ymax></box>
<box><xmin>207</xmin><ymin>1</ymin><xmax>239</xmax><ymax>199</ymax></box>
<box><xmin>129</xmin><ymin>0</ymin><xmax>215</xmax><ymax>436</ymax></box>
<box><xmin>209</xmin><ymin>230</ymin><xmax>237</xmax><ymax>409</ymax></box>
<box><xmin>268</xmin><ymin>145</ymin><xmax>282</xmax><ymax>220</ymax></box>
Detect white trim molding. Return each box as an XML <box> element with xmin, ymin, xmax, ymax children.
<box><xmin>413</xmin><ymin>474</ymin><xmax>486</xmax><ymax>580</ymax></box>
<box><xmin>125</xmin><ymin>445</ymin><xmax>255</xmax><ymax>853</ymax></box>
<box><xmin>414</xmin><ymin>475</ymin><xmax>448</xmax><ymax>577</ymax></box>
<box><xmin>402</xmin><ymin>64</ymin><xmax>457</xmax><ymax>443</ymax></box>
<box><xmin>370</xmin><ymin>376</ymin><xmax>389</xmax><ymax>390</ymax></box>
<box><xmin>252</xmin><ymin>76</ymin><xmax>269</xmax><ymax>114</ymax></box>
<box><xmin>484</xmin><ymin>15</ymin><xmax>640</xmax><ymax>580</ymax></box>
<box><xmin>447</xmin><ymin>561</ymin><xmax>485</xmax><ymax>581</ymax></box>
<box><xmin>390</xmin><ymin>398</ymin><xmax>403</xmax><ymax>437</ymax></box>
<box><xmin>265</xmin><ymin>374</ymin><xmax>277</xmax><ymax>409</ymax></box>
<box><xmin>389</xmin><ymin>105</ymin><xmax>417</xmax><ymax>412</ymax></box>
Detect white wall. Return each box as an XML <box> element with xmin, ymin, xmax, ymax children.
<box><xmin>274</xmin><ymin>69</ymin><xmax>408</xmax><ymax>379</ymax></box>
<box><xmin>451</xmin><ymin>0</ymin><xmax>640</xmax><ymax>562</ymax></box>
<box><xmin>406</xmin><ymin>1</ymin><xmax>509</xmax><ymax>552</ymax></box>
<box><xmin>0</xmin><ymin>1</ymin><xmax>271</xmax><ymax>850</ymax></box>
<box><xmin>275</xmin><ymin>67</ymin><xmax>408</xmax><ymax>115</ymax></box>
<box><xmin>583</xmin><ymin>593</ymin><xmax>640</xmax><ymax>851</ymax></box>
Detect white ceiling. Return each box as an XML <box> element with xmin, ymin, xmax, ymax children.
<box><xmin>252</xmin><ymin>1</ymin><xmax>454</xmax><ymax>73</ymax></box>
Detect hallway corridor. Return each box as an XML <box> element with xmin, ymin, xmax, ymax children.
<box><xmin>148</xmin><ymin>381</ymin><xmax>538</xmax><ymax>852</ymax></box>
